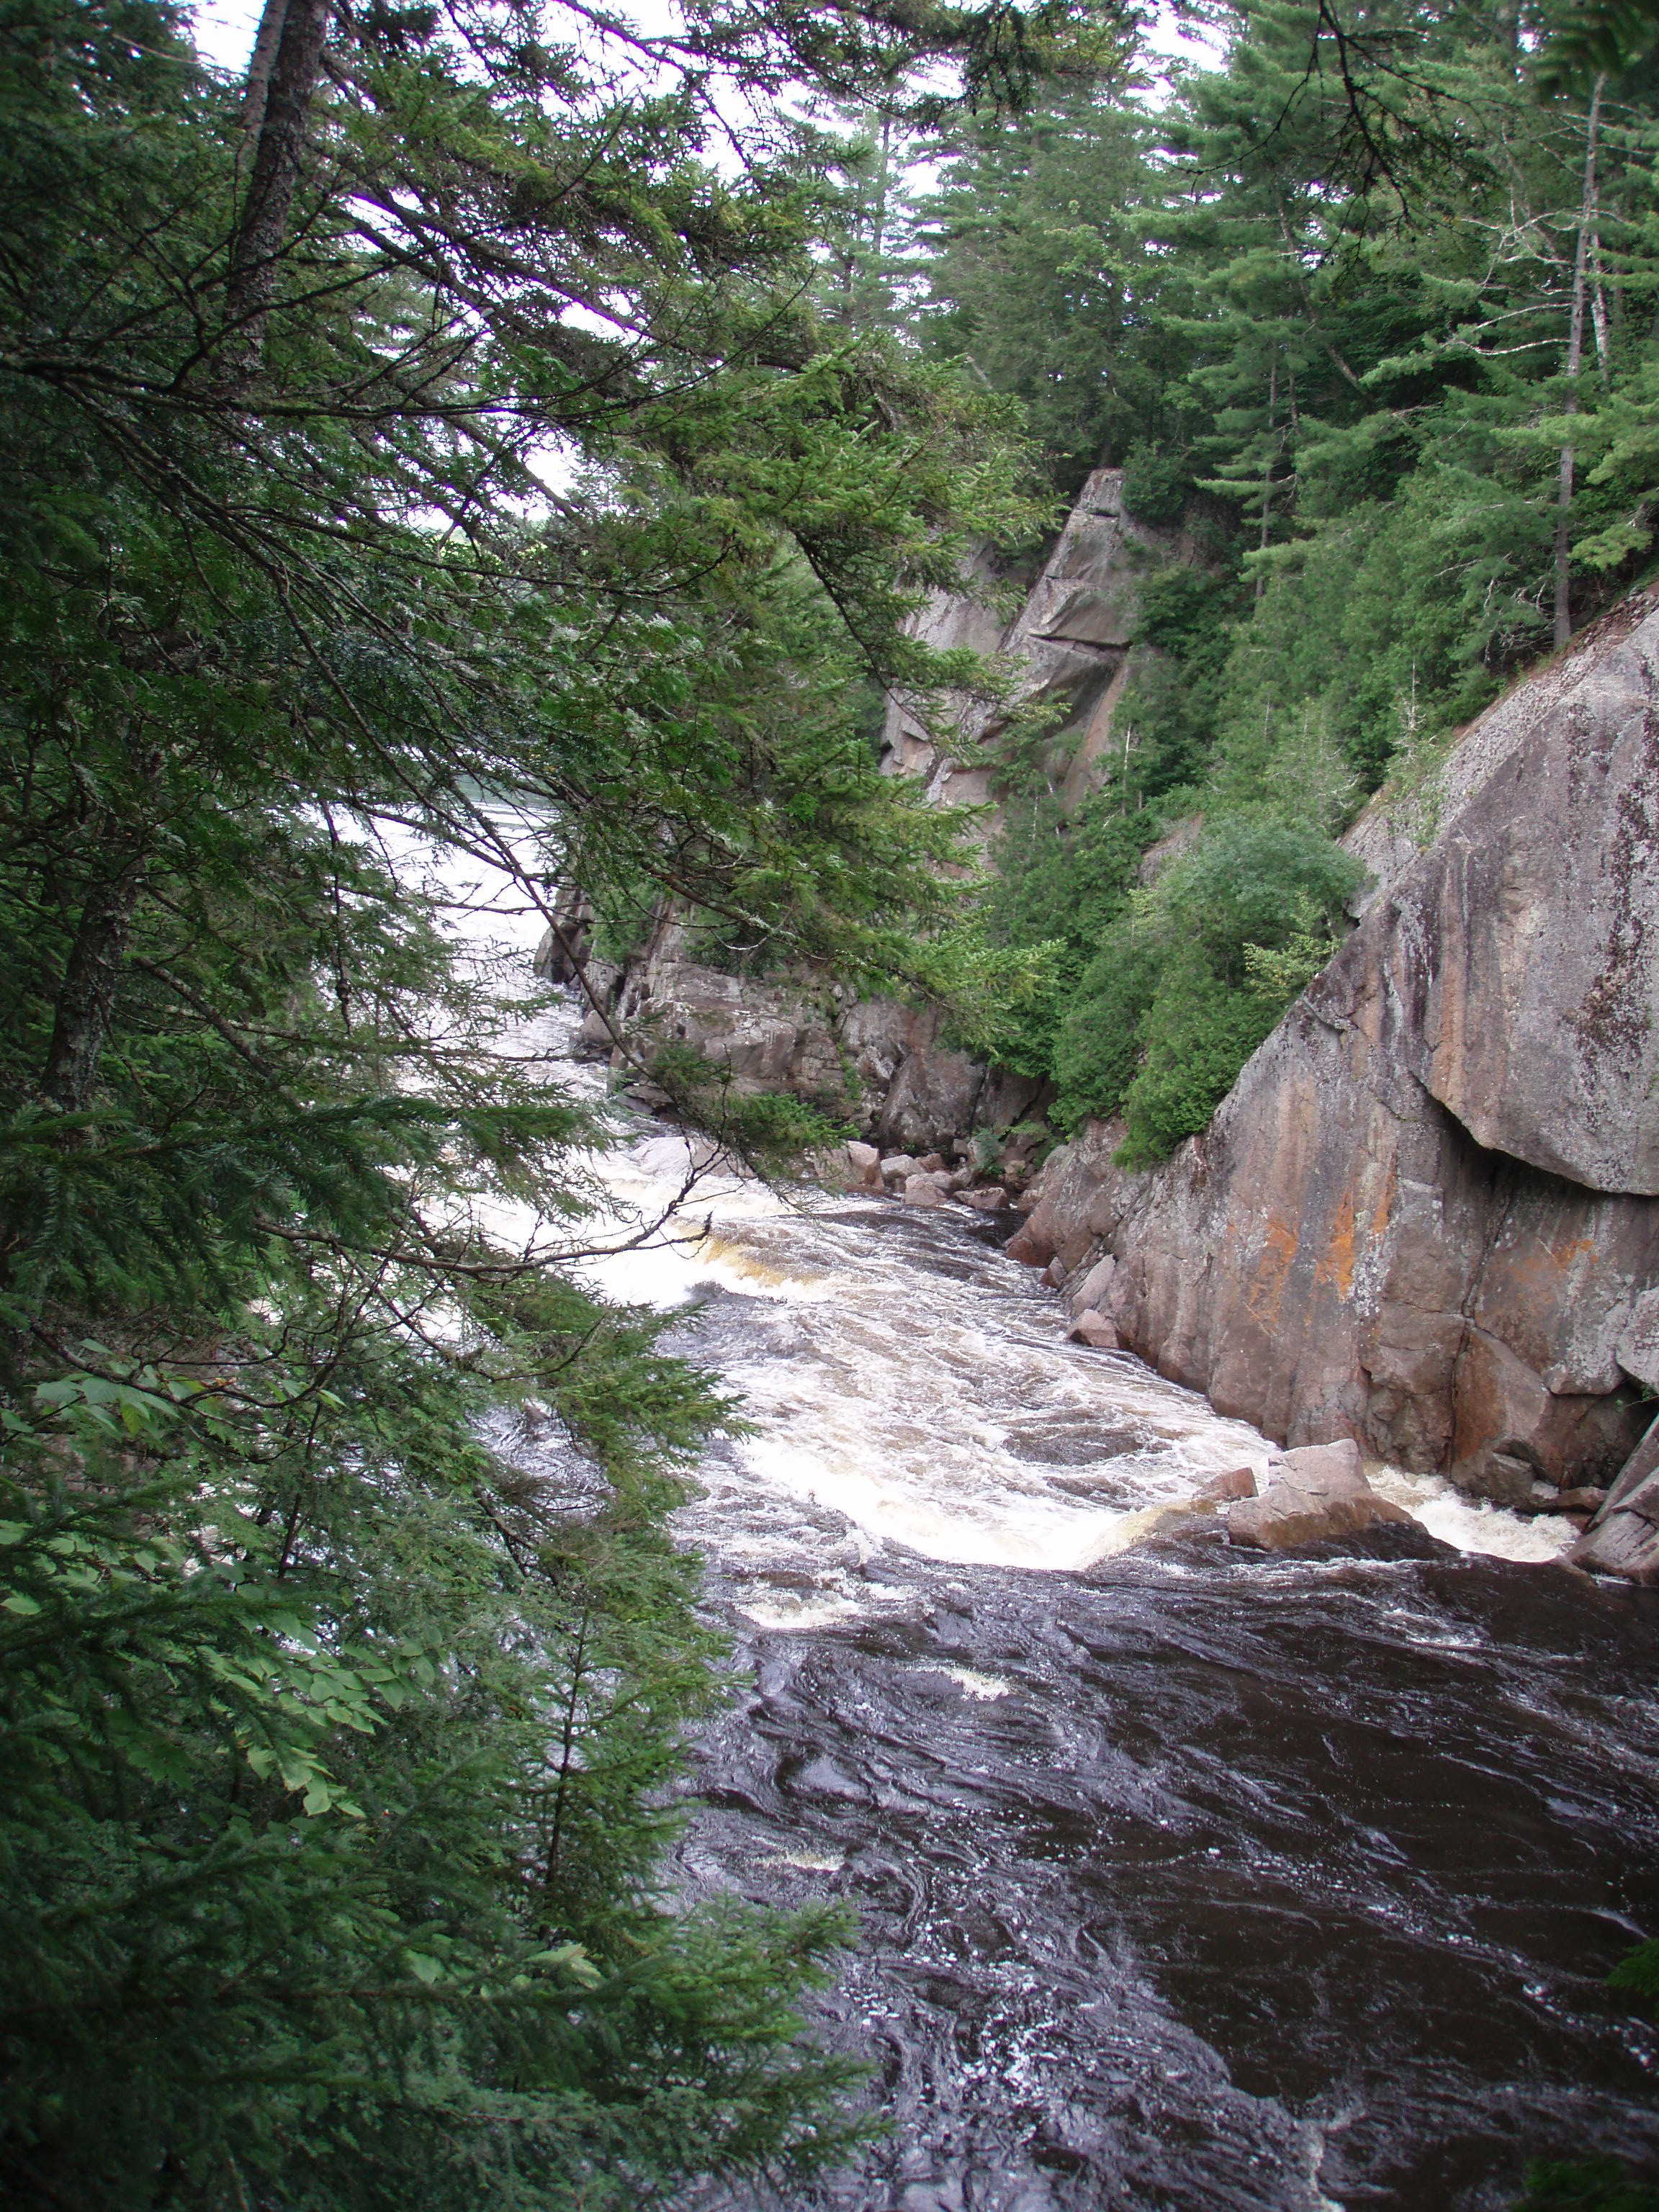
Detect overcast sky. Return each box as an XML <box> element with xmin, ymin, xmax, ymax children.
<box><xmin>190</xmin><ymin>0</ymin><xmax>1222</xmax><ymax>84</ymax></box>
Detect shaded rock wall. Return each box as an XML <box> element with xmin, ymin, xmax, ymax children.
<box><xmin>541</xmin><ymin>938</ymin><xmax>1047</xmax><ymax>1155</ymax></box>
<box><xmin>880</xmin><ymin>466</ymin><xmax>1171</xmax><ymax>819</ymax></box>
<box><xmin>1015</xmin><ymin>590</ymin><xmax>1659</xmax><ymax>1501</ymax></box>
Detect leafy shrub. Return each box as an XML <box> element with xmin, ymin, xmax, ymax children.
<box><xmin>1052</xmin><ymin>818</ymin><xmax>1364</xmax><ymax>1159</ymax></box>
<box><xmin>647</xmin><ymin>1043</ymin><xmax>854</xmax><ymax>1170</ymax></box>
<box><xmin>1514</xmin><ymin>2160</ymin><xmax>1659</xmax><ymax>2211</ymax></box>
<box><xmin>1114</xmin><ymin>942</ymin><xmax>1283</xmax><ymax>1165</ymax></box>
<box><xmin>1051</xmin><ymin>922</ymin><xmax>1164</xmax><ymax>1126</ymax></box>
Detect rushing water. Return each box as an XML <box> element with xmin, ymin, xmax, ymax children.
<box><xmin>412</xmin><ymin>847</ymin><xmax>1659</xmax><ymax>2212</ymax></box>
<box><xmin>554</xmin><ymin>1117</ymin><xmax>1659</xmax><ymax>2211</ymax></box>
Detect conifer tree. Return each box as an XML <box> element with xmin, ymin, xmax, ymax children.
<box><xmin>0</xmin><ymin>0</ymin><xmax>1109</xmax><ymax>2199</ymax></box>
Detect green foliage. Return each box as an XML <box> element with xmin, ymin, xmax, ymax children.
<box><xmin>1609</xmin><ymin>1938</ymin><xmax>1659</xmax><ymax>2006</ymax></box>
<box><xmin>1514</xmin><ymin>2159</ymin><xmax>1659</xmax><ymax>2210</ymax></box>
<box><xmin>1113</xmin><ymin>940</ymin><xmax>1285</xmax><ymax>1164</ymax></box>
<box><xmin>1052</xmin><ymin>820</ymin><xmax>1365</xmax><ymax>1154</ymax></box>
<box><xmin>0</xmin><ymin>0</ymin><xmax>1083</xmax><ymax>2198</ymax></box>
<box><xmin>1050</xmin><ymin>920</ymin><xmax>1166</xmax><ymax>1124</ymax></box>
<box><xmin>646</xmin><ymin>1043</ymin><xmax>856</xmax><ymax>1170</ymax></box>
<box><xmin>916</xmin><ymin>84</ymin><xmax>1176</xmax><ymax>490</ymax></box>
<box><xmin>0</xmin><ymin>1313</ymin><xmax>881</xmax><ymax>2211</ymax></box>
<box><xmin>975</xmin><ymin>793</ymin><xmax>1161</xmax><ymax>1074</ymax></box>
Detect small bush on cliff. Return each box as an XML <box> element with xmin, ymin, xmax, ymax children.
<box><xmin>1052</xmin><ymin>820</ymin><xmax>1364</xmax><ymax>1158</ymax></box>
<box><xmin>647</xmin><ymin>1044</ymin><xmax>856</xmax><ymax>1171</ymax></box>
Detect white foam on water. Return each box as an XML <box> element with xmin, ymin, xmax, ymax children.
<box><xmin>922</xmin><ymin>1663</ymin><xmax>1013</xmax><ymax>1700</ymax></box>
<box><xmin>558</xmin><ymin>1126</ymin><xmax>1293</xmax><ymax>1582</ymax></box>
<box><xmin>734</xmin><ymin>1588</ymin><xmax>873</xmax><ymax>1631</ymax></box>
<box><xmin>733</xmin><ymin>1430</ymin><xmax>1141</xmax><ymax>1571</ymax></box>
<box><xmin>1368</xmin><ymin>1467</ymin><xmax>1578</xmax><ymax>1562</ymax></box>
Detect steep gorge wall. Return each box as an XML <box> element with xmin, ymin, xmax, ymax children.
<box><xmin>880</xmin><ymin>464</ymin><xmax>1168</xmax><ymax>814</ymax></box>
<box><xmin>1017</xmin><ymin>588</ymin><xmax>1659</xmax><ymax>1505</ymax></box>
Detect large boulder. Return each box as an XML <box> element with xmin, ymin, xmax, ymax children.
<box><xmin>1568</xmin><ymin>1414</ymin><xmax>1659</xmax><ymax>1581</ymax></box>
<box><xmin>845</xmin><ymin>1141</ymin><xmax>883</xmax><ymax>1190</ymax></box>
<box><xmin>1227</xmin><ymin>1441</ymin><xmax>1415</xmax><ymax>1550</ymax></box>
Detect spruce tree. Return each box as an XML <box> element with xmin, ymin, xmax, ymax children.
<box><xmin>0</xmin><ymin>0</ymin><xmax>1100</xmax><ymax>2199</ymax></box>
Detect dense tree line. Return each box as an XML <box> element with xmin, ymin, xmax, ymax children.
<box><xmin>0</xmin><ymin>0</ymin><xmax>1110</xmax><ymax>2199</ymax></box>
<box><xmin>843</xmin><ymin>0</ymin><xmax>1659</xmax><ymax>1157</ymax></box>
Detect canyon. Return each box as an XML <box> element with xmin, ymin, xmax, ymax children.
<box><xmin>541</xmin><ymin>475</ymin><xmax>1659</xmax><ymax>1575</ymax></box>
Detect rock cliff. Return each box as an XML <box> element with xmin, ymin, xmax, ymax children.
<box><xmin>538</xmin><ymin>899</ymin><xmax>1049</xmax><ymax>1154</ymax></box>
<box><xmin>880</xmin><ymin>464</ymin><xmax>1168</xmax><ymax>817</ymax></box>
<box><xmin>1015</xmin><ymin>588</ymin><xmax>1659</xmax><ymax>1522</ymax></box>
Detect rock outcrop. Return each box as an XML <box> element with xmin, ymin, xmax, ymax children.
<box><xmin>1224</xmin><ymin>1439</ymin><xmax>1413</xmax><ymax>1551</ymax></box>
<box><xmin>1568</xmin><ymin>1414</ymin><xmax>1659</xmax><ymax>1581</ymax></box>
<box><xmin>540</xmin><ymin>934</ymin><xmax>1051</xmax><ymax>1155</ymax></box>
<box><xmin>1015</xmin><ymin>589</ymin><xmax>1659</xmax><ymax>1537</ymax></box>
<box><xmin>881</xmin><ymin>466</ymin><xmax>1171</xmax><ymax>820</ymax></box>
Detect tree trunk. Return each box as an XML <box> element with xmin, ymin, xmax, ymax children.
<box><xmin>1555</xmin><ymin>75</ymin><xmax>1606</xmax><ymax>650</ymax></box>
<box><xmin>239</xmin><ymin>0</ymin><xmax>291</xmax><ymax>142</ymax></box>
<box><xmin>223</xmin><ymin>0</ymin><xmax>331</xmax><ymax>372</ymax></box>
<box><xmin>41</xmin><ymin>865</ymin><xmax>148</xmax><ymax>1112</ymax></box>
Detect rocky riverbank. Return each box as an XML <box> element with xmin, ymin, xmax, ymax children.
<box><xmin>1001</xmin><ymin>588</ymin><xmax>1659</xmax><ymax>1578</ymax></box>
<box><xmin>541</xmin><ymin>493</ymin><xmax>1659</xmax><ymax>1581</ymax></box>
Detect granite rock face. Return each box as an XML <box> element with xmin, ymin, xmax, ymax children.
<box><xmin>536</xmin><ymin>938</ymin><xmax>1049</xmax><ymax>1154</ymax></box>
<box><xmin>879</xmin><ymin>467</ymin><xmax>1174</xmax><ymax>822</ymax></box>
<box><xmin>1019</xmin><ymin>590</ymin><xmax>1659</xmax><ymax>1512</ymax></box>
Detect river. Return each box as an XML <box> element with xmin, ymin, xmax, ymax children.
<box><xmin>424</xmin><ymin>842</ymin><xmax>1659</xmax><ymax>2211</ymax></box>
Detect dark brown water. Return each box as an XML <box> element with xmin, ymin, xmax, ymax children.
<box><xmin>644</xmin><ymin>1207</ymin><xmax>1659</xmax><ymax>2212</ymax></box>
